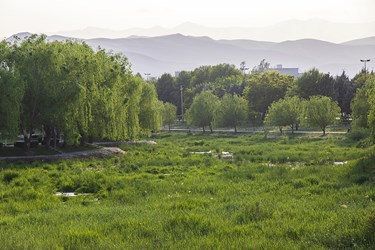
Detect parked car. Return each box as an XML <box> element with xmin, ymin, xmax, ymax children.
<box><xmin>14</xmin><ymin>134</ymin><xmax>41</xmax><ymax>148</ymax></box>
<box><xmin>42</xmin><ymin>134</ymin><xmax>64</xmax><ymax>147</ymax></box>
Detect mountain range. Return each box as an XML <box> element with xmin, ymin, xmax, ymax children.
<box><xmin>54</xmin><ymin>20</ymin><xmax>375</xmax><ymax>43</ymax></box>
<box><xmin>6</xmin><ymin>32</ymin><xmax>375</xmax><ymax>78</ymax></box>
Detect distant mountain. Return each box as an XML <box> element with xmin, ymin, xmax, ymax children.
<box><xmin>5</xmin><ymin>33</ymin><xmax>375</xmax><ymax>78</ymax></box>
<box><xmin>341</xmin><ymin>36</ymin><xmax>375</xmax><ymax>46</ymax></box>
<box><xmin>53</xmin><ymin>19</ymin><xmax>375</xmax><ymax>43</ymax></box>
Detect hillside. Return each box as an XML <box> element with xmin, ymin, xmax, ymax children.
<box><xmin>6</xmin><ymin>33</ymin><xmax>375</xmax><ymax>77</ymax></box>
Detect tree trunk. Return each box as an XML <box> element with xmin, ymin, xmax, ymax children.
<box><xmin>203</xmin><ymin>126</ymin><xmax>205</xmax><ymax>133</ymax></box>
<box><xmin>23</xmin><ymin>133</ymin><xmax>30</xmax><ymax>151</ymax></box>
<box><xmin>44</xmin><ymin>124</ymin><xmax>52</xmax><ymax>148</ymax></box>
<box><xmin>322</xmin><ymin>128</ymin><xmax>326</xmax><ymax>136</ymax></box>
<box><xmin>279</xmin><ymin>127</ymin><xmax>283</xmax><ymax>134</ymax></box>
<box><xmin>53</xmin><ymin>128</ymin><xmax>57</xmax><ymax>148</ymax></box>
<box><xmin>234</xmin><ymin>125</ymin><xmax>237</xmax><ymax>133</ymax></box>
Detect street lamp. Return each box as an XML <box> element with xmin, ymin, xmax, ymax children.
<box><xmin>360</xmin><ymin>59</ymin><xmax>371</xmax><ymax>81</ymax></box>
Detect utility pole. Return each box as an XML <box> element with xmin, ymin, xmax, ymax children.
<box><xmin>180</xmin><ymin>85</ymin><xmax>184</xmax><ymax>122</ymax></box>
<box><xmin>360</xmin><ymin>59</ymin><xmax>370</xmax><ymax>82</ymax></box>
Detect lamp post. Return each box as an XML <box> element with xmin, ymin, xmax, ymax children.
<box><xmin>180</xmin><ymin>85</ymin><xmax>184</xmax><ymax>122</ymax></box>
<box><xmin>360</xmin><ymin>59</ymin><xmax>370</xmax><ymax>81</ymax></box>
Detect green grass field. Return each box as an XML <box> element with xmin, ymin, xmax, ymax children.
<box><xmin>0</xmin><ymin>132</ymin><xmax>374</xmax><ymax>249</ymax></box>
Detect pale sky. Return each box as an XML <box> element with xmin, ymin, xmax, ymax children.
<box><xmin>1</xmin><ymin>0</ymin><xmax>374</xmax><ymax>38</ymax></box>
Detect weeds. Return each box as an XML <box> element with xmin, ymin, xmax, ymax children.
<box><xmin>0</xmin><ymin>133</ymin><xmax>374</xmax><ymax>248</ymax></box>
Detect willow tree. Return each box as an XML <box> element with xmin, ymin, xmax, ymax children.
<box><xmin>0</xmin><ymin>68</ymin><xmax>24</xmax><ymax>140</ymax></box>
<box><xmin>0</xmin><ymin>42</ymin><xmax>24</xmax><ymax>141</ymax></box>
<box><xmin>139</xmin><ymin>81</ymin><xmax>162</xmax><ymax>135</ymax></box>
<box><xmin>187</xmin><ymin>91</ymin><xmax>219</xmax><ymax>132</ymax></box>
<box><xmin>8</xmin><ymin>34</ymin><xmax>66</xmax><ymax>148</ymax></box>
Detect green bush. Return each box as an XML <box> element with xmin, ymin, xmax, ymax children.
<box><xmin>347</xmin><ymin>127</ymin><xmax>370</xmax><ymax>141</ymax></box>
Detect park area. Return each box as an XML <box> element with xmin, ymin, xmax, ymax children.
<box><xmin>0</xmin><ymin>132</ymin><xmax>374</xmax><ymax>249</ymax></box>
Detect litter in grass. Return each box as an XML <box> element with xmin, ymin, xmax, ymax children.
<box><xmin>55</xmin><ymin>192</ymin><xmax>92</xmax><ymax>197</ymax></box>
<box><xmin>334</xmin><ymin>161</ymin><xmax>348</xmax><ymax>165</ymax></box>
<box><xmin>190</xmin><ymin>150</ymin><xmax>233</xmax><ymax>160</ymax></box>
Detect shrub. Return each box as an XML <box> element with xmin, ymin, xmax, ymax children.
<box><xmin>347</xmin><ymin>128</ymin><xmax>370</xmax><ymax>141</ymax></box>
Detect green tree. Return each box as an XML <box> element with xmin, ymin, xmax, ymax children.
<box><xmin>187</xmin><ymin>91</ymin><xmax>219</xmax><ymax>132</ymax></box>
<box><xmin>155</xmin><ymin>73</ymin><xmax>179</xmax><ymax>106</ymax></box>
<box><xmin>304</xmin><ymin>96</ymin><xmax>341</xmax><ymax>135</ymax></box>
<box><xmin>0</xmin><ymin>67</ymin><xmax>24</xmax><ymax>140</ymax></box>
<box><xmin>265</xmin><ymin>96</ymin><xmax>302</xmax><ymax>133</ymax></box>
<box><xmin>364</xmin><ymin>76</ymin><xmax>375</xmax><ymax>141</ymax></box>
<box><xmin>332</xmin><ymin>71</ymin><xmax>354</xmax><ymax>116</ymax></box>
<box><xmin>216</xmin><ymin>94</ymin><xmax>248</xmax><ymax>133</ymax></box>
<box><xmin>162</xmin><ymin>102</ymin><xmax>177</xmax><ymax>131</ymax></box>
<box><xmin>244</xmin><ymin>70</ymin><xmax>294</xmax><ymax>121</ymax></box>
<box><xmin>290</xmin><ymin>68</ymin><xmax>335</xmax><ymax>99</ymax></box>
<box><xmin>139</xmin><ymin>82</ymin><xmax>162</xmax><ymax>135</ymax></box>
<box><xmin>6</xmin><ymin>34</ymin><xmax>155</xmax><ymax>147</ymax></box>
<box><xmin>351</xmin><ymin>87</ymin><xmax>370</xmax><ymax>129</ymax></box>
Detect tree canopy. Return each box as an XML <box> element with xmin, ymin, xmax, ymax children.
<box><xmin>186</xmin><ymin>91</ymin><xmax>219</xmax><ymax>132</ymax></box>
<box><xmin>215</xmin><ymin>94</ymin><xmax>248</xmax><ymax>133</ymax></box>
<box><xmin>0</xmin><ymin>35</ymin><xmax>161</xmax><ymax>148</ymax></box>
<box><xmin>265</xmin><ymin>96</ymin><xmax>302</xmax><ymax>133</ymax></box>
<box><xmin>303</xmin><ymin>96</ymin><xmax>341</xmax><ymax>135</ymax></box>
<box><xmin>244</xmin><ymin>70</ymin><xmax>294</xmax><ymax>121</ymax></box>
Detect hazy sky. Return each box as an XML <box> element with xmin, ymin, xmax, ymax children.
<box><xmin>1</xmin><ymin>0</ymin><xmax>374</xmax><ymax>38</ymax></box>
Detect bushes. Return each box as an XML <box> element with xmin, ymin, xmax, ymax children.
<box><xmin>347</xmin><ymin>127</ymin><xmax>370</xmax><ymax>141</ymax></box>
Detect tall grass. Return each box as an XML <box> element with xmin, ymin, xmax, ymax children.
<box><xmin>0</xmin><ymin>132</ymin><xmax>374</xmax><ymax>249</ymax></box>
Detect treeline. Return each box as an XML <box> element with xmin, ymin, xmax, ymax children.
<box><xmin>155</xmin><ymin>63</ymin><xmax>375</xmax><ymax>138</ymax></box>
<box><xmin>0</xmin><ymin>35</ymin><xmax>162</xmax><ymax>149</ymax></box>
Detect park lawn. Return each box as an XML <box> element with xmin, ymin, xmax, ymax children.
<box><xmin>0</xmin><ymin>132</ymin><xmax>374</xmax><ymax>249</ymax></box>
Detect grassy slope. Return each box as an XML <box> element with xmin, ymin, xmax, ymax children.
<box><xmin>0</xmin><ymin>133</ymin><xmax>374</xmax><ymax>249</ymax></box>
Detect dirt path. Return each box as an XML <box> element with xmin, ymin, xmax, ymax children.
<box><xmin>0</xmin><ymin>147</ymin><xmax>125</xmax><ymax>163</ymax></box>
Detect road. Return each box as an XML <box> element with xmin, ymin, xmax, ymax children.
<box><xmin>161</xmin><ymin>128</ymin><xmax>347</xmax><ymax>134</ymax></box>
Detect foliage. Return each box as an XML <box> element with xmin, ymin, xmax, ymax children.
<box><xmin>351</xmin><ymin>85</ymin><xmax>370</xmax><ymax>129</ymax></box>
<box><xmin>332</xmin><ymin>71</ymin><xmax>355</xmax><ymax>115</ymax></box>
<box><xmin>290</xmin><ymin>68</ymin><xmax>334</xmax><ymax>99</ymax></box>
<box><xmin>303</xmin><ymin>96</ymin><xmax>341</xmax><ymax>135</ymax></box>
<box><xmin>215</xmin><ymin>94</ymin><xmax>248</xmax><ymax>132</ymax></box>
<box><xmin>265</xmin><ymin>96</ymin><xmax>302</xmax><ymax>133</ymax></box>
<box><xmin>365</xmin><ymin>76</ymin><xmax>375</xmax><ymax>142</ymax></box>
<box><xmin>0</xmin><ymin>35</ymin><xmax>160</xmax><ymax>147</ymax></box>
<box><xmin>155</xmin><ymin>73</ymin><xmax>180</xmax><ymax>111</ymax></box>
<box><xmin>244</xmin><ymin>70</ymin><xmax>294</xmax><ymax>122</ymax></box>
<box><xmin>139</xmin><ymin>82</ymin><xmax>162</xmax><ymax>135</ymax></box>
<box><xmin>162</xmin><ymin>102</ymin><xmax>177</xmax><ymax>131</ymax></box>
<box><xmin>186</xmin><ymin>91</ymin><xmax>219</xmax><ymax>132</ymax></box>
<box><xmin>0</xmin><ymin>67</ymin><xmax>24</xmax><ymax>139</ymax></box>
